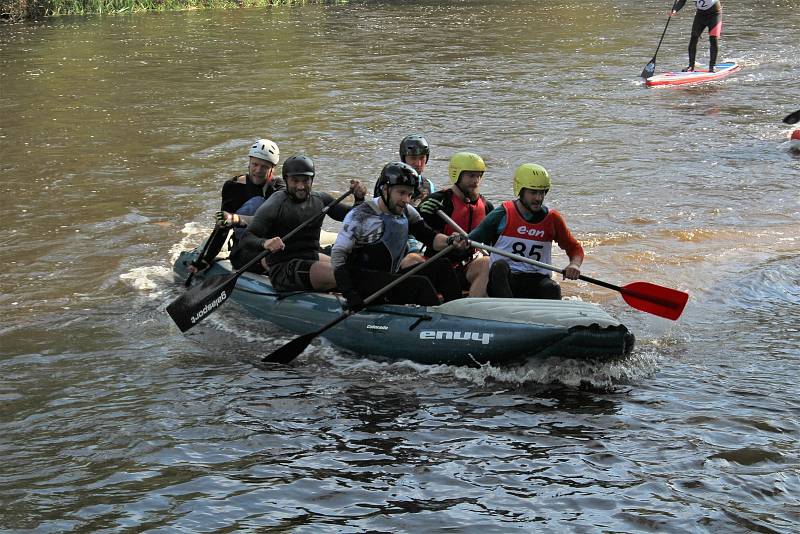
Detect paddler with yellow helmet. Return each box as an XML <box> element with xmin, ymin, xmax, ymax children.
<box><xmin>418</xmin><ymin>151</ymin><xmax>494</xmax><ymax>297</ymax></box>
<box><xmin>467</xmin><ymin>164</ymin><xmax>584</xmax><ymax>300</ymax></box>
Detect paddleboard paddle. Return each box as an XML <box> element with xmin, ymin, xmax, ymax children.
<box><xmin>641</xmin><ymin>3</ymin><xmax>678</xmax><ymax>79</ymax></box>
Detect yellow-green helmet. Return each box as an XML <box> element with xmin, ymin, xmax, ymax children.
<box><xmin>513</xmin><ymin>164</ymin><xmax>551</xmax><ymax>196</ymax></box>
<box><xmin>448</xmin><ymin>152</ymin><xmax>486</xmax><ymax>185</ymax></box>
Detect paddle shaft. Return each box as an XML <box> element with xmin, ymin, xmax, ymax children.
<box><xmin>261</xmin><ymin>242</ymin><xmax>457</xmax><ymax>363</ymax></box>
<box><xmin>436</xmin><ymin>209</ymin><xmax>576</xmax><ymax>273</ymax></box>
<box><xmin>651</xmin><ymin>7</ymin><xmax>674</xmax><ymax>60</ymax></box>
<box><xmin>228</xmin><ymin>188</ymin><xmax>355</xmax><ymax>275</ymax></box>
<box><xmin>437</xmin><ymin>209</ymin><xmax>620</xmax><ymax>286</ymax></box>
<box><xmin>475</xmin><ymin>240</ymin><xmax>622</xmax><ymax>288</ymax></box>
<box><xmin>641</xmin><ymin>3</ymin><xmax>678</xmax><ymax>77</ymax></box>
<box><xmin>185</xmin><ymin>225</ymin><xmax>222</xmax><ymax>287</ymax></box>
<box><xmin>317</xmin><ymin>242</ymin><xmax>456</xmax><ymax>328</ymax></box>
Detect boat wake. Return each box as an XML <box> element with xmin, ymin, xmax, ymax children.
<box><xmin>447</xmin><ymin>348</ymin><xmax>661</xmax><ymax>389</ymax></box>
<box><xmin>119</xmin><ymin>223</ymin><xmax>210</xmax><ymax>300</ymax></box>
<box><xmin>119</xmin><ymin>265</ymin><xmax>175</xmax><ymax>299</ymax></box>
<box><xmin>296</xmin><ymin>339</ymin><xmax>664</xmax><ymax>390</ymax></box>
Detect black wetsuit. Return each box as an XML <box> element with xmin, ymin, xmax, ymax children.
<box><xmin>199</xmin><ymin>174</ymin><xmax>285</xmax><ymax>266</ymax></box>
<box><xmin>674</xmin><ymin>0</ymin><xmax>722</xmax><ymax>71</ymax></box>
<box><xmin>229</xmin><ymin>190</ymin><xmax>352</xmax><ymax>286</ymax></box>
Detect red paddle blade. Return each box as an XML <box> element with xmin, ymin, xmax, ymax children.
<box><xmin>619</xmin><ymin>281</ymin><xmax>689</xmax><ymax>321</ymax></box>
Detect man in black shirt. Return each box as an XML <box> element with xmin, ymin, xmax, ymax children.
<box><xmin>231</xmin><ymin>155</ymin><xmax>367</xmax><ymax>292</ymax></box>
<box><xmin>194</xmin><ymin>139</ymin><xmax>285</xmax><ymax>269</ymax></box>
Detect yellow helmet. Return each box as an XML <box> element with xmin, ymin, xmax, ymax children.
<box><xmin>513</xmin><ymin>164</ymin><xmax>551</xmax><ymax>196</ymax></box>
<box><xmin>448</xmin><ymin>152</ymin><xmax>486</xmax><ymax>184</ymax></box>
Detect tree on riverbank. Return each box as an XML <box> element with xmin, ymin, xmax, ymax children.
<box><xmin>1</xmin><ymin>0</ymin><xmax>344</xmax><ymax>22</ymax></box>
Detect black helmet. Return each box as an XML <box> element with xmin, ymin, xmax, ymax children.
<box><xmin>399</xmin><ymin>134</ymin><xmax>430</xmax><ymax>163</ymax></box>
<box><xmin>374</xmin><ymin>162</ymin><xmax>420</xmax><ymax>198</ymax></box>
<box><xmin>282</xmin><ymin>155</ymin><xmax>315</xmax><ymax>178</ymax></box>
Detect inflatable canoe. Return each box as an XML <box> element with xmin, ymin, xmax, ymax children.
<box><xmin>645</xmin><ymin>61</ymin><xmax>740</xmax><ymax>87</ymax></box>
<box><xmin>172</xmin><ymin>247</ymin><xmax>635</xmax><ymax>365</ymax></box>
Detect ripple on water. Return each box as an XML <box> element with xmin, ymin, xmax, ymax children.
<box><xmin>2</xmin><ymin>3</ymin><xmax>799</xmax><ymax>532</ymax></box>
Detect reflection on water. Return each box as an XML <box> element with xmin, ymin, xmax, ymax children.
<box><xmin>1</xmin><ymin>0</ymin><xmax>799</xmax><ymax>531</ymax></box>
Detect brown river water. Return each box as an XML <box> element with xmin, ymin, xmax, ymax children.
<box><xmin>1</xmin><ymin>0</ymin><xmax>798</xmax><ymax>531</ymax></box>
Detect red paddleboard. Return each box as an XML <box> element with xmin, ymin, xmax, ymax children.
<box><xmin>645</xmin><ymin>62</ymin><xmax>740</xmax><ymax>87</ymax></box>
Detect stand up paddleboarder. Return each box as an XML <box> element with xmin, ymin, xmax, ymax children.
<box><xmin>671</xmin><ymin>0</ymin><xmax>723</xmax><ymax>73</ymax></box>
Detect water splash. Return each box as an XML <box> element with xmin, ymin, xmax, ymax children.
<box><xmin>119</xmin><ymin>265</ymin><xmax>174</xmax><ymax>298</ymax></box>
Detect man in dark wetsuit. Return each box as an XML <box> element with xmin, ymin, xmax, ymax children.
<box><xmin>195</xmin><ymin>138</ymin><xmax>285</xmax><ymax>269</ymax></box>
<box><xmin>418</xmin><ymin>151</ymin><xmax>493</xmax><ymax>297</ymax></box>
<box><xmin>230</xmin><ymin>155</ymin><xmax>368</xmax><ymax>292</ymax></box>
<box><xmin>331</xmin><ymin>162</ymin><xmax>468</xmax><ymax>310</ymax></box>
<box><xmin>671</xmin><ymin>0</ymin><xmax>723</xmax><ymax>73</ymax></box>
<box><xmin>398</xmin><ymin>134</ymin><xmax>436</xmax><ymax>206</ymax></box>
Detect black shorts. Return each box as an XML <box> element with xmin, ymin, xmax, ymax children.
<box><xmin>268</xmin><ymin>259</ymin><xmax>315</xmax><ymax>292</ymax></box>
<box><xmin>454</xmin><ymin>249</ymin><xmax>488</xmax><ymax>289</ymax></box>
<box><xmin>692</xmin><ymin>10</ymin><xmax>722</xmax><ymax>38</ymax></box>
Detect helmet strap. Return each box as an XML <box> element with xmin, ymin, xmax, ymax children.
<box><xmin>454</xmin><ymin>179</ymin><xmax>477</xmax><ymax>203</ymax></box>
<box><xmin>381</xmin><ymin>187</ymin><xmax>390</xmax><ymax>210</ymax></box>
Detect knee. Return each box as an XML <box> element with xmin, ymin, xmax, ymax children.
<box><xmin>400</xmin><ymin>253</ymin><xmax>425</xmax><ymax>269</ymax></box>
<box><xmin>542</xmin><ymin>279</ymin><xmax>562</xmax><ymax>300</ymax></box>
<box><xmin>489</xmin><ymin>260</ymin><xmax>511</xmax><ymax>279</ymax></box>
<box><xmin>488</xmin><ymin>261</ymin><xmax>511</xmax><ymax>287</ymax></box>
<box><xmin>471</xmin><ymin>255</ymin><xmax>490</xmax><ymax>275</ymax></box>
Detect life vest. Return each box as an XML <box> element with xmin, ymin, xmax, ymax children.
<box><xmin>347</xmin><ymin>210</ymin><xmax>410</xmax><ymax>273</ymax></box>
<box><xmin>489</xmin><ymin>200</ymin><xmax>554</xmax><ymax>276</ymax></box>
<box><xmin>443</xmin><ymin>191</ymin><xmax>488</xmax><ymax>235</ymax></box>
<box><xmin>446</xmin><ymin>191</ymin><xmax>488</xmax><ymax>265</ymax></box>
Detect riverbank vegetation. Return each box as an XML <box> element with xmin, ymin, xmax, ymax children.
<box><xmin>1</xmin><ymin>0</ymin><xmax>344</xmax><ymax>21</ymax></box>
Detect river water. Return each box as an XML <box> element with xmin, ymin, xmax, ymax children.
<box><xmin>1</xmin><ymin>0</ymin><xmax>798</xmax><ymax>531</ymax></box>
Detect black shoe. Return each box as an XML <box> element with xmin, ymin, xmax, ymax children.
<box><xmin>681</xmin><ymin>66</ymin><xmax>695</xmax><ymax>72</ymax></box>
<box><xmin>708</xmin><ymin>66</ymin><xmax>716</xmax><ymax>73</ymax></box>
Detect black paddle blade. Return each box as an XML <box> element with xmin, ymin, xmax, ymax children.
<box><xmin>166</xmin><ymin>274</ymin><xmax>236</xmax><ymax>332</ymax></box>
<box><xmin>262</xmin><ymin>331</ymin><xmax>318</xmax><ymax>364</ymax></box>
<box><xmin>641</xmin><ymin>59</ymin><xmax>656</xmax><ymax>79</ymax></box>
<box><xmin>783</xmin><ymin>110</ymin><xmax>800</xmax><ymax>125</ymax></box>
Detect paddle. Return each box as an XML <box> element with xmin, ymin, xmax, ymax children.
<box><xmin>641</xmin><ymin>3</ymin><xmax>677</xmax><ymax>79</ymax></box>
<box><xmin>167</xmin><ymin>188</ymin><xmax>354</xmax><ymax>332</ymax></box>
<box><xmin>184</xmin><ymin>225</ymin><xmax>222</xmax><ymax>287</ymax></box>
<box><xmin>261</xmin><ymin>243</ymin><xmax>458</xmax><ymax>364</ymax></box>
<box><xmin>783</xmin><ymin>110</ymin><xmax>800</xmax><ymax>125</ymax></box>
<box><xmin>437</xmin><ymin>210</ymin><xmax>688</xmax><ymax>321</ymax></box>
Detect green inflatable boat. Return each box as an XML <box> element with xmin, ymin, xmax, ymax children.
<box><xmin>172</xmin><ymin>248</ymin><xmax>635</xmax><ymax>365</ymax></box>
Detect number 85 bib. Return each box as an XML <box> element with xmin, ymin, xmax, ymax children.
<box><xmin>489</xmin><ymin>200</ymin><xmax>557</xmax><ymax>276</ymax></box>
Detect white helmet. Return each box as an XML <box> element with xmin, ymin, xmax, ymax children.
<box><xmin>248</xmin><ymin>139</ymin><xmax>279</xmax><ymax>165</ymax></box>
